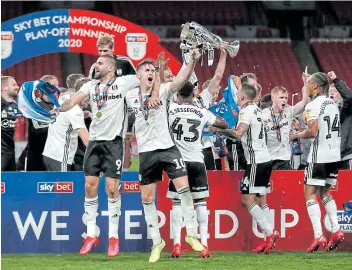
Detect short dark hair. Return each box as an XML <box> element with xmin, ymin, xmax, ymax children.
<box><xmin>136</xmin><ymin>58</ymin><xmax>155</xmax><ymax>71</ymax></box>
<box><xmin>260</xmin><ymin>93</ymin><xmax>272</xmax><ymax>103</ymax></box>
<box><xmin>240</xmin><ymin>73</ymin><xmax>257</xmax><ymax>84</ymax></box>
<box><xmin>178</xmin><ymin>81</ymin><xmax>195</xmax><ymax>98</ymax></box>
<box><xmin>66</xmin><ymin>74</ymin><xmax>85</xmax><ymax>89</ymax></box>
<box><xmin>311</xmin><ymin>72</ymin><xmax>330</xmax><ymax>95</ymax></box>
<box><xmin>240</xmin><ymin>83</ymin><xmax>257</xmax><ymax>100</ymax></box>
<box><xmin>75</xmin><ymin>78</ymin><xmax>91</xmax><ymax>93</ymax></box>
<box><xmin>99</xmin><ymin>55</ymin><xmax>117</xmax><ymax>71</ymax></box>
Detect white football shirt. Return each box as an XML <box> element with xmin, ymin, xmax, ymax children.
<box><xmin>262</xmin><ymin>106</ymin><xmax>294</xmax><ymax>161</ymax></box>
<box><xmin>238</xmin><ymin>103</ymin><xmax>272</xmax><ymax>164</ymax></box>
<box><xmin>126</xmin><ymin>82</ymin><xmax>175</xmax><ymax>153</ymax></box>
<box><xmin>78</xmin><ymin>75</ymin><xmax>139</xmax><ymax>141</ymax></box>
<box><xmin>43</xmin><ymin>105</ymin><xmax>86</xmax><ymax>165</ymax></box>
<box><xmin>193</xmin><ymin>88</ymin><xmax>214</xmax><ymax>149</ymax></box>
<box><xmin>168</xmin><ymin>103</ymin><xmax>216</xmax><ymax>163</ymax></box>
<box><xmin>306</xmin><ymin>95</ymin><xmax>341</xmax><ymax>163</ymax></box>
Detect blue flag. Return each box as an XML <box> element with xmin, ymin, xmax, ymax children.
<box><xmin>18</xmin><ymin>80</ymin><xmax>60</xmax><ymax>123</ymax></box>
<box><xmin>203</xmin><ymin>76</ymin><xmax>240</xmax><ymax>136</ymax></box>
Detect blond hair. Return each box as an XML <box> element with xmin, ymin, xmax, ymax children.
<box><xmin>40</xmin><ymin>75</ymin><xmax>58</xmax><ymax>83</ymax></box>
<box><xmin>97</xmin><ymin>36</ymin><xmax>114</xmax><ymax>49</ymax></box>
<box><xmin>271</xmin><ymin>85</ymin><xmax>288</xmax><ymax>95</ymax></box>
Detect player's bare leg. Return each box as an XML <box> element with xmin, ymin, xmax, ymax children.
<box><xmin>253</xmin><ymin>195</ymin><xmax>276</xmax><ymax>253</ymax></box>
<box><xmin>170</xmin><ymin>198</ymin><xmax>182</xmax><ymax>258</ymax></box>
<box><xmin>80</xmin><ymin>176</ymin><xmax>100</xmax><ymax>255</ymax></box>
<box><xmin>105</xmin><ymin>177</ymin><xmax>121</xmax><ymax>257</ymax></box>
<box><xmin>173</xmin><ymin>175</ymin><xmax>204</xmax><ymax>252</ymax></box>
<box><xmin>241</xmin><ymin>194</ymin><xmax>279</xmax><ymax>254</ymax></box>
<box><xmin>194</xmin><ymin>198</ymin><xmax>211</xmax><ymax>258</ymax></box>
<box><xmin>320</xmin><ymin>185</ymin><xmax>344</xmax><ymax>251</ymax></box>
<box><xmin>305</xmin><ymin>185</ymin><xmax>327</xmax><ymax>253</ymax></box>
<box><xmin>141</xmin><ymin>183</ymin><xmax>165</xmax><ymax>263</ymax></box>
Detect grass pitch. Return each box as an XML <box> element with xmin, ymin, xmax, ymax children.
<box><xmin>2</xmin><ymin>251</ymin><xmax>351</xmax><ymax>270</ymax></box>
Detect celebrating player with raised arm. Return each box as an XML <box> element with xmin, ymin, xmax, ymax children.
<box><xmin>212</xmin><ymin>83</ymin><xmax>280</xmax><ymax>254</ymax></box>
<box><xmin>290</xmin><ymin>72</ymin><xmax>343</xmax><ymax>253</ymax></box>
<box><xmin>167</xmin><ymin>81</ymin><xmax>228</xmax><ymax>258</ymax></box>
<box><xmin>125</xmin><ymin>49</ymin><xmax>204</xmax><ymax>263</ymax></box>
<box><xmin>57</xmin><ymin>55</ymin><xmax>139</xmax><ymax>257</ymax></box>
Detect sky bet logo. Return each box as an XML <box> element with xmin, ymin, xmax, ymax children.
<box><xmin>37</xmin><ymin>182</ymin><xmax>73</xmax><ymax>193</ymax></box>
<box><xmin>324</xmin><ymin>210</ymin><xmax>352</xmax><ymax>233</ymax></box>
<box><xmin>122</xmin><ymin>181</ymin><xmax>140</xmax><ymax>192</ymax></box>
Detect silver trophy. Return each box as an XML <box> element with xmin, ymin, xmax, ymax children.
<box><xmin>180</xmin><ymin>21</ymin><xmax>240</xmax><ymax>67</ymax></box>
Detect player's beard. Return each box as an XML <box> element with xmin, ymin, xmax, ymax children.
<box><xmin>9</xmin><ymin>91</ymin><xmax>18</xmax><ymax>99</ymax></box>
<box><xmin>94</xmin><ymin>69</ymin><xmax>106</xmax><ymax>80</ymax></box>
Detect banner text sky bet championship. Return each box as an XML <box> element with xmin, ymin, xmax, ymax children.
<box><xmin>1</xmin><ymin>171</ymin><xmax>352</xmax><ymax>253</ymax></box>
<box><xmin>1</xmin><ymin>9</ymin><xmax>182</xmax><ymax>73</ymax></box>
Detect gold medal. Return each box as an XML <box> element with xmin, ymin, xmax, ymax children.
<box><xmin>96</xmin><ymin>111</ymin><xmax>102</xmax><ymax>118</ymax></box>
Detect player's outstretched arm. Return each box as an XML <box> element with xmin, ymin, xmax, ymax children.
<box><xmin>210</xmin><ymin>122</ymin><xmax>248</xmax><ymax>139</ymax></box>
<box><xmin>212</xmin><ymin>116</ymin><xmax>228</xmax><ymax>130</ymax></box>
<box><xmin>169</xmin><ymin>48</ymin><xmax>201</xmax><ymax>93</ymax></box>
<box><xmin>293</xmin><ymin>85</ymin><xmax>309</xmax><ymax>115</ymax></box>
<box><xmin>233</xmin><ymin>122</ymin><xmax>249</xmax><ymax>139</ymax></box>
<box><xmin>207</xmin><ymin>45</ymin><xmax>228</xmax><ymax>96</ymax></box>
<box><xmin>290</xmin><ymin>119</ymin><xmax>318</xmax><ymax>141</ymax></box>
<box><xmin>59</xmin><ymin>91</ymin><xmax>87</xmax><ymax>112</ymax></box>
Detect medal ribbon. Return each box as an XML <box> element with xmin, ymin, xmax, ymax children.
<box><xmin>95</xmin><ymin>78</ymin><xmax>115</xmax><ymax>111</ymax></box>
<box><xmin>270</xmin><ymin>107</ymin><xmax>284</xmax><ymax>142</ymax></box>
<box><xmin>138</xmin><ymin>87</ymin><xmax>150</xmax><ymax>122</ymax></box>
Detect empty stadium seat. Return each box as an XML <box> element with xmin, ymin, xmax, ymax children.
<box><xmin>111</xmin><ymin>1</ymin><xmax>249</xmax><ymax>25</ymax></box>
<box><xmin>311</xmin><ymin>40</ymin><xmax>352</xmax><ymax>87</ymax></box>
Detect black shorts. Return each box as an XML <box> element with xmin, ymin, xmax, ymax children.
<box><xmin>240</xmin><ymin>161</ymin><xmax>273</xmax><ymax>195</ymax></box>
<box><xmin>83</xmin><ymin>136</ymin><xmax>124</xmax><ymax>178</ymax></box>
<box><xmin>230</xmin><ymin>141</ymin><xmax>247</xmax><ymax>171</ymax></box>
<box><xmin>1</xmin><ymin>153</ymin><xmax>16</xmax><ymax>171</ymax></box>
<box><xmin>304</xmin><ymin>162</ymin><xmax>340</xmax><ymax>187</ymax></box>
<box><xmin>139</xmin><ymin>145</ymin><xmax>188</xmax><ymax>186</ymax></box>
<box><xmin>272</xmin><ymin>160</ymin><xmax>292</xmax><ymax>170</ymax></box>
<box><xmin>43</xmin><ymin>156</ymin><xmax>72</xmax><ymax>172</ymax></box>
<box><xmin>202</xmin><ymin>147</ymin><xmax>215</xmax><ymax>170</ymax></box>
<box><xmin>167</xmin><ymin>161</ymin><xmax>209</xmax><ymax>199</ymax></box>
<box><xmin>339</xmin><ymin>159</ymin><xmax>352</xmax><ymax>170</ymax></box>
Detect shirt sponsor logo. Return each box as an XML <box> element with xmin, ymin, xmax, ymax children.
<box><xmin>37</xmin><ymin>182</ymin><xmax>74</xmax><ymax>193</ymax></box>
<box><xmin>92</xmin><ymin>93</ymin><xmax>122</xmax><ymax>102</ymax></box>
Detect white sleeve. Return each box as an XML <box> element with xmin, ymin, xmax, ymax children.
<box><xmin>78</xmin><ymin>81</ymin><xmax>91</xmax><ymax>96</ymax></box>
<box><xmin>119</xmin><ymin>75</ymin><xmax>140</xmax><ymax>96</ymax></box>
<box><xmin>158</xmin><ymin>82</ymin><xmax>173</xmax><ymax>101</ymax></box>
<box><xmin>69</xmin><ymin>106</ymin><xmax>86</xmax><ymax>130</ymax></box>
<box><xmin>199</xmin><ymin>88</ymin><xmax>213</xmax><ymax>108</ymax></box>
<box><xmin>305</xmin><ymin>102</ymin><xmax>318</xmax><ymax>121</ymax></box>
<box><xmin>203</xmin><ymin>109</ymin><xmax>216</xmax><ymax>126</ymax></box>
<box><xmin>238</xmin><ymin>107</ymin><xmax>252</xmax><ymax>125</ymax></box>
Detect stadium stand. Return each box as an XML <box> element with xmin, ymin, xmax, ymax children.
<box><xmin>311</xmin><ymin>40</ymin><xmax>352</xmax><ymax>86</ymax></box>
<box><xmin>2</xmin><ymin>54</ymin><xmax>63</xmax><ymax>87</ymax></box>
<box><xmin>160</xmin><ymin>40</ymin><xmax>303</xmax><ymax>98</ymax></box>
<box><xmin>330</xmin><ymin>1</ymin><xmax>352</xmax><ymax>25</ymax></box>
